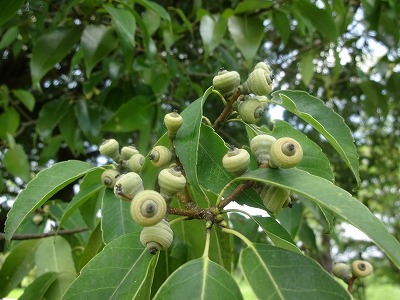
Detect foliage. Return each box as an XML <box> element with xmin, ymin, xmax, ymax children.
<box><xmin>1</xmin><ymin>0</ymin><xmax>400</xmax><ymax>299</ymax></box>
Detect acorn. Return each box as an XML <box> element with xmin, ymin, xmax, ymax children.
<box><xmin>222</xmin><ymin>146</ymin><xmax>250</xmax><ymax>176</ymax></box>
<box><xmin>238</xmin><ymin>97</ymin><xmax>264</xmax><ymax>124</ymax></box>
<box><xmin>262</xmin><ymin>185</ymin><xmax>291</xmax><ymax>214</ymax></box>
<box><xmin>101</xmin><ymin>169</ymin><xmax>120</xmax><ymax>188</ymax></box>
<box><xmin>332</xmin><ymin>262</ymin><xmax>352</xmax><ymax>282</ymax></box>
<box><xmin>164</xmin><ymin>111</ymin><xmax>183</xmax><ymax>139</ymax></box>
<box><xmin>99</xmin><ymin>139</ymin><xmax>121</xmax><ymax>161</ymax></box>
<box><xmin>140</xmin><ymin>219</ymin><xmax>173</xmax><ymax>254</ymax></box>
<box><xmin>351</xmin><ymin>260</ymin><xmax>373</xmax><ymax>278</ymax></box>
<box><xmin>130</xmin><ymin>190</ymin><xmax>167</xmax><ymax>227</ymax></box>
<box><xmin>121</xmin><ymin>145</ymin><xmax>140</xmax><ymax>160</ymax></box>
<box><xmin>113</xmin><ymin>172</ymin><xmax>144</xmax><ymax>201</ymax></box>
<box><xmin>126</xmin><ymin>153</ymin><xmax>145</xmax><ymax>173</ymax></box>
<box><xmin>32</xmin><ymin>214</ymin><xmax>44</xmax><ymax>225</ymax></box>
<box><xmin>149</xmin><ymin>145</ymin><xmax>173</xmax><ymax>168</ymax></box>
<box><xmin>269</xmin><ymin>137</ymin><xmax>303</xmax><ymax>169</ymax></box>
<box><xmin>242</xmin><ymin>67</ymin><xmax>273</xmax><ymax>96</ymax></box>
<box><xmin>212</xmin><ymin>69</ymin><xmax>241</xmax><ymax>98</ymax></box>
<box><xmin>250</xmin><ymin>134</ymin><xmax>277</xmax><ymax>165</ymax></box>
<box><xmin>158</xmin><ymin>166</ymin><xmax>186</xmax><ymax>199</ymax></box>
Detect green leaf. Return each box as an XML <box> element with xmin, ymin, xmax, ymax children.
<box><xmin>59</xmin><ymin>106</ymin><xmax>84</xmax><ymax>155</ymax></box>
<box><xmin>271</xmin><ymin>90</ymin><xmax>360</xmax><ymax>187</ymax></box>
<box><xmin>5</xmin><ymin>160</ymin><xmax>96</xmax><ymax>244</ymax></box>
<box><xmin>228</xmin><ymin>15</ymin><xmax>264</xmax><ymax>66</ymax></box>
<box><xmin>294</xmin><ymin>1</ymin><xmax>338</xmax><ymax>41</ymax></box>
<box><xmin>37</xmin><ymin>99</ymin><xmax>70</xmax><ymax>138</ymax></box>
<box><xmin>240</xmin><ymin>244</ymin><xmax>351</xmax><ymax>299</ymax></box>
<box><xmin>276</xmin><ymin>202</ymin><xmax>303</xmax><ymax>237</ymax></box>
<box><xmin>0</xmin><ymin>107</ymin><xmax>20</xmax><ymax>140</ymax></box>
<box><xmin>134</xmin><ymin>0</ymin><xmax>171</xmax><ymax>21</ymax></box>
<box><xmin>300</xmin><ymin>51</ymin><xmax>315</xmax><ymax>86</ymax></box>
<box><xmin>153</xmin><ymin>257</ymin><xmax>243</xmax><ymax>300</ymax></box>
<box><xmin>234</xmin><ymin>0</ymin><xmax>274</xmax><ymax>14</ymax></box>
<box><xmin>238</xmin><ymin>168</ymin><xmax>400</xmax><ymax>269</ymax></box>
<box><xmin>272</xmin><ymin>9</ymin><xmax>290</xmax><ymax>44</ymax></box>
<box><xmin>104</xmin><ymin>4</ymin><xmax>136</xmax><ymax>50</ymax></box>
<box><xmin>3</xmin><ymin>144</ymin><xmax>31</xmax><ymax>182</ymax></box>
<box><xmin>12</xmin><ymin>89</ymin><xmax>35</xmax><ymax>112</ymax></box>
<box><xmin>62</xmin><ymin>233</ymin><xmax>157</xmax><ymax>300</ymax></box>
<box><xmin>30</xmin><ymin>27</ymin><xmax>81</xmax><ymax>88</ymax></box>
<box><xmin>252</xmin><ymin>216</ymin><xmax>302</xmax><ymax>254</ymax></box>
<box><xmin>75</xmin><ymin>99</ymin><xmax>101</xmax><ymax>143</ymax></box>
<box><xmin>174</xmin><ymin>87</ymin><xmax>213</xmax><ymax>194</ymax></box>
<box><xmin>200</xmin><ymin>14</ymin><xmax>227</xmax><ymax>55</ymax></box>
<box><xmin>18</xmin><ymin>272</ymin><xmax>59</xmax><ymax>300</ymax></box>
<box><xmin>43</xmin><ymin>272</ymin><xmax>77</xmax><ymax>300</ymax></box>
<box><xmin>101</xmin><ymin>188</ymin><xmax>142</xmax><ymax>244</ymax></box>
<box><xmin>101</xmin><ymin>96</ymin><xmax>155</xmax><ymax>132</ymax></box>
<box><xmin>0</xmin><ymin>26</ymin><xmax>19</xmax><ymax>50</ymax></box>
<box><xmin>0</xmin><ymin>0</ymin><xmax>24</xmax><ymax>27</ymax></box>
<box><xmin>35</xmin><ymin>236</ymin><xmax>76</xmax><ymax>276</ymax></box>
<box><xmin>359</xmin><ymin>80</ymin><xmax>389</xmax><ymax>116</ymax></box>
<box><xmin>0</xmin><ymin>239</ymin><xmax>41</xmax><ymax>298</ymax></box>
<box><xmin>81</xmin><ymin>25</ymin><xmax>118</xmax><ymax>77</ymax></box>
<box><xmin>78</xmin><ymin>222</ymin><xmax>104</xmax><ymax>271</ymax></box>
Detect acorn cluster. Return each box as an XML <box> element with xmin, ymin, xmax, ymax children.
<box><xmin>99</xmin><ymin>111</ymin><xmax>184</xmax><ymax>254</ymax></box>
<box><xmin>332</xmin><ymin>260</ymin><xmax>373</xmax><ymax>283</ymax></box>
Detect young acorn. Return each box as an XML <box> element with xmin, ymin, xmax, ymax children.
<box><xmin>222</xmin><ymin>146</ymin><xmax>250</xmax><ymax>176</ymax></box>
<box><xmin>130</xmin><ymin>190</ymin><xmax>167</xmax><ymax>227</ymax></box>
<box><xmin>238</xmin><ymin>96</ymin><xmax>264</xmax><ymax>124</ymax></box>
<box><xmin>332</xmin><ymin>262</ymin><xmax>352</xmax><ymax>282</ymax></box>
<box><xmin>126</xmin><ymin>153</ymin><xmax>145</xmax><ymax>173</ymax></box>
<box><xmin>269</xmin><ymin>137</ymin><xmax>303</xmax><ymax>169</ymax></box>
<box><xmin>158</xmin><ymin>166</ymin><xmax>186</xmax><ymax>200</ymax></box>
<box><xmin>120</xmin><ymin>145</ymin><xmax>139</xmax><ymax>160</ymax></box>
<box><xmin>99</xmin><ymin>139</ymin><xmax>121</xmax><ymax>162</ymax></box>
<box><xmin>212</xmin><ymin>68</ymin><xmax>241</xmax><ymax>98</ymax></box>
<box><xmin>250</xmin><ymin>134</ymin><xmax>277</xmax><ymax>165</ymax></box>
<box><xmin>140</xmin><ymin>219</ymin><xmax>173</xmax><ymax>255</ymax></box>
<box><xmin>149</xmin><ymin>145</ymin><xmax>173</xmax><ymax>168</ymax></box>
<box><xmin>262</xmin><ymin>185</ymin><xmax>291</xmax><ymax>214</ymax></box>
<box><xmin>164</xmin><ymin>111</ymin><xmax>183</xmax><ymax>139</ymax></box>
<box><xmin>351</xmin><ymin>260</ymin><xmax>373</xmax><ymax>278</ymax></box>
<box><xmin>101</xmin><ymin>169</ymin><xmax>120</xmax><ymax>188</ymax></box>
<box><xmin>113</xmin><ymin>172</ymin><xmax>144</xmax><ymax>201</ymax></box>
<box><xmin>242</xmin><ymin>65</ymin><xmax>273</xmax><ymax>96</ymax></box>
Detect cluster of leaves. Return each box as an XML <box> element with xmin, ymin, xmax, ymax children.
<box><xmin>1</xmin><ymin>0</ymin><xmax>400</xmax><ymax>298</ymax></box>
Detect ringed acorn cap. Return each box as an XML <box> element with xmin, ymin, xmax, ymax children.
<box><xmin>113</xmin><ymin>172</ymin><xmax>144</xmax><ymax>201</ymax></box>
<box><xmin>140</xmin><ymin>219</ymin><xmax>173</xmax><ymax>254</ymax></box>
<box><xmin>126</xmin><ymin>153</ymin><xmax>145</xmax><ymax>173</ymax></box>
<box><xmin>238</xmin><ymin>97</ymin><xmax>264</xmax><ymax>124</ymax></box>
<box><xmin>101</xmin><ymin>169</ymin><xmax>120</xmax><ymax>188</ymax></box>
<box><xmin>149</xmin><ymin>145</ymin><xmax>173</xmax><ymax>168</ymax></box>
<box><xmin>130</xmin><ymin>190</ymin><xmax>167</xmax><ymax>227</ymax></box>
<box><xmin>164</xmin><ymin>111</ymin><xmax>183</xmax><ymax>139</ymax></box>
<box><xmin>332</xmin><ymin>262</ymin><xmax>352</xmax><ymax>282</ymax></box>
<box><xmin>99</xmin><ymin>139</ymin><xmax>121</xmax><ymax>161</ymax></box>
<box><xmin>250</xmin><ymin>134</ymin><xmax>277</xmax><ymax>164</ymax></box>
<box><xmin>212</xmin><ymin>69</ymin><xmax>241</xmax><ymax>97</ymax></box>
<box><xmin>243</xmin><ymin>68</ymin><xmax>273</xmax><ymax>96</ymax></box>
<box><xmin>222</xmin><ymin>146</ymin><xmax>250</xmax><ymax>176</ymax></box>
<box><xmin>351</xmin><ymin>260</ymin><xmax>373</xmax><ymax>278</ymax></box>
<box><xmin>120</xmin><ymin>145</ymin><xmax>140</xmax><ymax>160</ymax></box>
<box><xmin>158</xmin><ymin>166</ymin><xmax>186</xmax><ymax>199</ymax></box>
<box><xmin>269</xmin><ymin>137</ymin><xmax>303</xmax><ymax>169</ymax></box>
<box><xmin>262</xmin><ymin>185</ymin><xmax>291</xmax><ymax>214</ymax></box>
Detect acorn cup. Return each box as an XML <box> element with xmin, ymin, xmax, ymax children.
<box><xmin>222</xmin><ymin>146</ymin><xmax>250</xmax><ymax>176</ymax></box>
<box><xmin>140</xmin><ymin>219</ymin><xmax>173</xmax><ymax>255</ymax></box>
<box><xmin>212</xmin><ymin>68</ymin><xmax>241</xmax><ymax>98</ymax></box>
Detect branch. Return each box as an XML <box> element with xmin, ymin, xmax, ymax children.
<box><xmin>0</xmin><ymin>227</ymin><xmax>89</xmax><ymax>241</ymax></box>
<box><xmin>218</xmin><ymin>180</ymin><xmax>255</xmax><ymax>210</ymax></box>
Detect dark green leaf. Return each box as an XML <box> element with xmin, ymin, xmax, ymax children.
<box><xmin>30</xmin><ymin>27</ymin><xmax>81</xmax><ymax>88</ymax></box>
<box><xmin>59</xmin><ymin>106</ymin><xmax>84</xmax><ymax>155</ymax></box>
<box><xmin>0</xmin><ymin>239</ymin><xmax>41</xmax><ymax>298</ymax></box>
<box><xmin>276</xmin><ymin>203</ymin><xmax>303</xmax><ymax>238</ymax></box>
<box><xmin>18</xmin><ymin>272</ymin><xmax>59</xmax><ymax>300</ymax></box>
<box><xmin>104</xmin><ymin>5</ymin><xmax>136</xmax><ymax>50</ymax></box>
<box><xmin>238</xmin><ymin>168</ymin><xmax>400</xmax><ymax>269</ymax></box>
<box><xmin>240</xmin><ymin>244</ymin><xmax>351</xmax><ymax>299</ymax></box>
<box><xmin>5</xmin><ymin>161</ymin><xmax>97</xmax><ymax>244</ymax></box>
<box><xmin>81</xmin><ymin>25</ymin><xmax>118</xmax><ymax>77</ymax></box>
<box><xmin>0</xmin><ymin>0</ymin><xmax>25</xmax><ymax>27</ymax></box>
<box><xmin>0</xmin><ymin>107</ymin><xmax>20</xmax><ymax>140</ymax></box>
<box><xmin>272</xmin><ymin>10</ymin><xmax>290</xmax><ymax>44</ymax></box>
<box><xmin>153</xmin><ymin>257</ymin><xmax>243</xmax><ymax>299</ymax></box>
<box><xmin>271</xmin><ymin>90</ymin><xmax>360</xmax><ymax>187</ymax></box>
<box><xmin>37</xmin><ymin>99</ymin><xmax>70</xmax><ymax>138</ymax></box>
<box><xmin>200</xmin><ymin>14</ymin><xmax>227</xmax><ymax>55</ymax></box>
<box><xmin>300</xmin><ymin>51</ymin><xmax>315</xmax><ymax>86</ymax></box>
<box><xmin>135</xmin><ymin>0</ymin><xmax>171</xmax><ymax>21</ymax></box>
<box><xmin>78</xmin><ymin>222</ymin><xmax>104</xmax><ymax>271</ymax></box>
<box><xmin>75</xmin><ymin>99</ymin><xmax>101</xmax><ymax>143</ymax></box>
<box><xmin>0</xmin><ymin>26</ymin><xmax>19</xmax><ymax>50</ymax></box>
<box><xmin>359</xmin><ymin>80</ymin><xmax>389</xmax><ymax>116</ymax></box>
<box><xmin>62</xmin><ymin>233</ymin><xmax>157</xmax><ymax>300</ymax></box>
<box><xmin>12</xmin><ymin>89</ymin><xmax>35</xmax><ymax>111</ymax></box>
<box><xmin>101</xmin><ymin>188</ymin><xmax>142</xmax><ymax>244</ymax></box>
<box><xmin>234</xmin><ymin>1</ymin><xmax>274</xmax><ymax>14</ymax></box>
<box><xmin>3</xmin><ymin>144</ymin><xmax>31</xmax><ymax>182</ymax></box>
<box><xmin>228</xmin><ymin>15</ymin><xmax>264</xmax><ymax>66</ymax></box>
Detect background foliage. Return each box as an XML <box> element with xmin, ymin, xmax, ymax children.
<box><xmin>0</xmin><ymin>0</ymin><xmax>399</xmax><ymax>299</ymax></box>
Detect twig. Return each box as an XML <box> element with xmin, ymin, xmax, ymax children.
<box><xmin>212</xmin><ymin>89</ymin><xmax>241</xmax><ymax>131</ymax></box>
<box><xmin>218</xmin><ymin>180</ymin><xmax>254</xmax><ymax>210</ymax></box>
<box><xmin>0</xmin><ymin>227</ymin><xmax>89</xmax><ymax>241</ymax></box>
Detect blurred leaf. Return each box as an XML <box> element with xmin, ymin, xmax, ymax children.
<box><xmin>153</xmin><ymin>256</ymin><xmax>243</xmax><ymax>299</ymax></box>
<box><xmin>5</xmin><ymin>161</ymin><xmax>97</xmax><ymax>244</ymax></box>
<box><xmin>135</xmin><ymin>0</ymin><xmax>171</xmax><ymax>21</ymax></box>
<box><xmin>0</xmin><ymin>107</ymin><xmax>20</xmax><ymax>140</ymax></box>
<box><xmin>200</xmin><ymin>14</ymin><xmax>227</xmax><ymax>55</ymax></box>
<box><xmin>300</xmin><ymin>51</ymin><xmax>315</xmax><ymax>86</ymax></box>
<box><xmin>237</xmin><ymin>168</ymin><xmax>400</xmax><ymax>269</ymax></box>
<box><xmin>101</xmin><ymin>188</ymin><xmax>142</xmax><ymax>244</ymax></box>
<box><xmin>101</xmin><ymin>96</ymin><xmax>154</xmax><ymax>132</ymax></box>
<box><xmin>0</xmin><ymin>239</ymin><xmax>41</xmax><ymax>298</ymax></box>
<box><xmin>228</xmin><ymin>15</ymin><xmax>264</xmax><ymax>66</ymax></box>
<box><xmin>43</xmin><ymin>273</ymin><xmax>77</xmax><ymax>300</ymax></box>
<box><xmin>59</xmin><ymin>106</ymin><xmax>84</xmax><ymax>155</ymax></box>
<box><xmin>35</xmin><ymin>236</ymin><xmax>76</xmax><ymax>276</ymax></box>
<box><xmin>78</xmin><ymin>222</ymin><xmax>104</xmax><ymax>271</ymax></box>
<box><xmin>276</xmin><ymin>203</ymin><xmax>303</xmax><ymax>238</ymax></box>
<box><xmin>37</xmin><ymin>99</ymin><xmax>69</xmax><ymax>138</ymax></box>
<box><xmin>0</xmin><ymin>26</ymin><xmax>19</xmax><ymax>50</ymax></box>
<box><xmin>12</xmin><ymin>89</ymin><xmax>35</xmax><ymax>111</ymax></box>
<box><xmin>19</xmin><ymin>272</ymin><xmax>58</xmax><ymax>300</ymax></box>
<box><xmin>62</xmin><ymin>233</ymin><xmax>158</xmax><ymax>300</ymax></box>
<box><xmin>240</xmin><ymin>244</ymin><xmax>351</xmax><ymax>299</ymax></box>
<box><xmin>234</xmin><ymin>0</ymin><xmax>274</xmax><ymax>14</ymax></box>
<box><xmin>81</xmin><ymin>25</ymin><xmax>118</xmax><ymax>77</ymax></box>
<box><xmin>272</xmin><ymin>9</ymin><xmax>290</xmax><ymax>44</ymax></box>
<box><xmin>0</xmin><ymin>0</ymin><xmax>25</xmax><ymax>27</ymax></box>
<box><xmin>3</xmin><ymin>143</ymin><xmax>30</xmax><ymax>182</ymax></box>
<box><xmin>142</xmin><ymin>8</ymin><xmax>161</xmax><ymax>35</ymax></box>
<box><xmin>271</xmin><ymin>90</ymin><xmax>360</xmax><ymax>187</ymax></box>
<box><xmin>30</xmin><ymin>27</ymin><xmax>81</xmax><ymax>88</ymax></box>
<box><xmin>75</xmin><ymin>99</ymin><xmax>101</xmax><ymax>143</ymax></box>
<box><xmin>104</xmin><ymin>4</ymin><xmax>136</xmax><ymax>50</ymax></box>
<box><xmin>359</xmin><ymin>80</ymin><xmax>389</xmax><ymax>116</ymax></box>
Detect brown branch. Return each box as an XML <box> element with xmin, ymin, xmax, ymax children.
<box><xmin>212</xmin><ymin>89</ymin><xmax>242</xmax><ymax>131</ymax></box>
<box><xmin>167</xmin><ymin>206</ymin><xmax>213</xmax><ymax>220</ymax></box>
<box><xmin>0</xmin><ymin>227</ymin><xmax>89</xmax><ymax>241</ymax></box>
<box><xmin>218</xmin><ymin>180</ymin><xmax>255</xmax><ymax>210</ymax></box>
